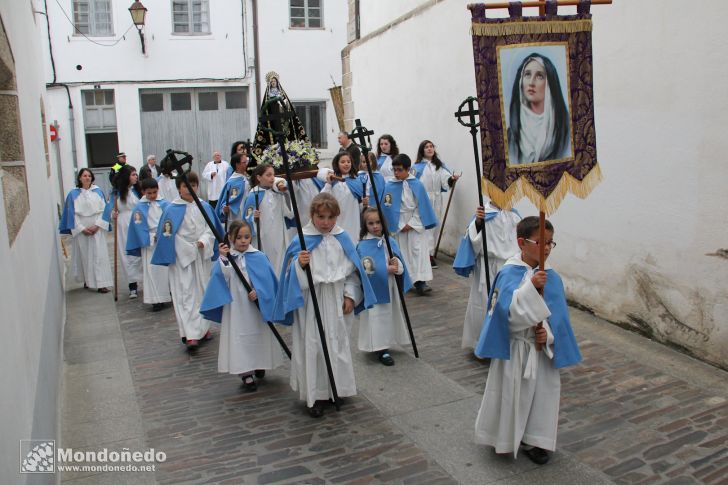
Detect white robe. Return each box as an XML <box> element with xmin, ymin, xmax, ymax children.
<box><xmin>114</xmin><ymin>191</ymin><xmax>142</xmax><ymax>285</ymax></box>
<box><xmin>69</xmin><ymin>186</ymin><xmax>114</xmax><ymax>289</ymax></box>
<box><xmin>394</xmin><ymin>181</ymin><xmax>432</xmax><ymax>283</ymax></box>
<box><xmin>157</xmin><ymin>176</ymin><xmax>179</xmax><ymax>203</ymax></box>
<box><xmin>292</xmin><ymin>178</ymin><xmax>320</xmax><ymax>227</ymax></box>
<box><xmin>139</xmin><ymin>197</ymin><xmax>171</xmax><ymax>304</ymax></box>
<box><xmin>418</xmin><ymin>160</ymin><xmax>451</xmax><ymax>256</ymax></box>
<box><xmin>289</xmin><ymin>223</ymin><xmax>363</xmax><ymax>407</ymax></box>
<box><xmin>379</xmin><ymin>154</ymin><xmax>394</xmax><ymax>181</ymax></box>
<box><xmin>251</xmin><ymin>184</ymin><xmax>293</xmax><ymax>275</ymax></box>
<box><xmin>217</xmin><ymin>248</ymin><xmax>285</xmax><ymax>375</ymax></box>
<box><xmin>202</xmin><ymin>160</ymin><xmax>230</xmax><ymax>202</ymax></box>
<box><xmin>461</xmin><ymin>204</ymin><xmax>521</xmax><ymax>349</ymax></box>
<box><xmin>319</xmin><ymin>169</ymin><xmax>362</xmax><ymax>242</ymax></box>
<box><xmin>356</xmin><ymin>235</ymin><xmax>410</xmax><ymax>352</ymax></box>
<box><xmin>474</xmin><ymin>255</ymin><xmax>560</xmax><ymax>456</ymax></box>
<box><xmin>168</xmin><ymin>200</ymin><xmax>217</xmax><ymax>340</ymax></box>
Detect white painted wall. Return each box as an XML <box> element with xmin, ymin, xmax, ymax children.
<box><xmin>347</xmin><ymin>0</ymin><xmax>728</xmax><ymax>368</ymax></box>
<box><xmin>358</xmin><ymin>0</ymin><xmax>431</xmax><ymax>37</ymax></box>
<box><xmin>43</xmin><ymin>0</ymin><xmax>348</xmax><ymax>197</ymax></box>
<box><xmin>257</xmin><ymin>0</ymin><xmax>348</xmax><ymax>158</ymax></box>
<box><xmin>0</xmin><ymin>1</ymin><xmax>66</xmax><ymax>481</ymax></box>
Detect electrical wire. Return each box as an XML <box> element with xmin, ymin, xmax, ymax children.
<box><xmin>53</xmin><ymin>0</ymin><xmax>135</xmax><ymax>47</ymax></box>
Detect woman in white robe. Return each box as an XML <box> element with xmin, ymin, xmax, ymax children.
<box><xmin>60</xmin><ymin>168</ymin><xmax>113</xmax><ymax>292</ymax></box>
<box><xmin>110</xmin><ymin>165</ymin><xmax>142</xmax><ymax>298</ymax></box>
<box><xmin>415</xmin><ymin>140</ymin><xmax>460</xmax><ymax>261</ymax></box>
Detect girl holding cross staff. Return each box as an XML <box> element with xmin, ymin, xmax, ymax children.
<box><xmin>263</xmin><ymin>101</ymin><xmax>376</xmax><ymax>418</ymax></box>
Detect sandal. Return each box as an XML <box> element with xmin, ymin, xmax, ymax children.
<box><xmin>242</xmin><ymin>375</ymin><xmax>257</xmax><ymax>391</ymax></box>
<box><xmin>378</xmin><ymin>351</ymin><xmax>395</xmax><ymax>366</ymax></box>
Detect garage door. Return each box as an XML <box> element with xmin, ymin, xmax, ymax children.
<box><xmin>139</xmin><ymin>87</ymin><xmax>251</xmax><ymax>199</ymax></box>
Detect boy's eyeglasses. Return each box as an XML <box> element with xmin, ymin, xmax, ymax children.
<box><xmin>525</xmin><ymin>238</ymin><xmax>557</xmax><ymax>249</ymax></box>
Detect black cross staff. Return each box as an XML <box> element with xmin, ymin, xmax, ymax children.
<box><xmin>455</xmin><ymin>97</ymin><xmax>492</xmax><ymax>295</ymax></box>
<box><xmin>350</xmin><ymin>119</ymin><xmax>420</xmax><ymax>359</ymax></box>
<box><xmin>160</xmin><ymin>149</ymin><xmax>291</xmax><ymax>359</ymax></box>
<box><xmin>259</xmin><ymin>99</ymin><xmax>342</xmax><ymax>411</ymax></box>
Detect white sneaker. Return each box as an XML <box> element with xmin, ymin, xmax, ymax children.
<box><xmin>129</xmin><ymin>289</ymin><xmax>138</xmax><ymax>299</ymax></box>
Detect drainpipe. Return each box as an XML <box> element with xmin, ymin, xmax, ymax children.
<box><xmin>252</xmin><ymin>0</ymin><xmax>261</xmax><ymax>109</ymax></box>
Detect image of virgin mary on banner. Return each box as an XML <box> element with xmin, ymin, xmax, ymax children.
<box><xmin>469</xmin><ymin>1</ymin><xmax>601</xmax><ymax>214</ymax></box>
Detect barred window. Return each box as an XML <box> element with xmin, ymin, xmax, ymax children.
<box><xmin>294</xmin><ymin>101</ymin><xmax>326</xmax><ymax>148</ymax></box>
<box><xmin>290</xmin><ymin>0</ymin><xmax>322</xmax><ymax>29</ymax></box>
<box><xmin>73</xmin><ymin>0</ymin><xmax>114</xmax><ymax>36</ymax></box>
<box><xmin>172</xmin><ymin>0</ymin><xmax>211</xmax><ymax>34</ymax></box>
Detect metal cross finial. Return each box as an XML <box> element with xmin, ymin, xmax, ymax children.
<box><xmin>350</xmin><ymin>118</ymin><xmax>375</xmax><ymax>153</ymax></box>
<box><xmin>160</xmin><ymin>149</ymin><xmax>193</xmax><ymax>177</ymax></box>
<box><xmin>455</xmin><ymin>96</ymin><xmax>480</xmax><ymax>131</ymax></box>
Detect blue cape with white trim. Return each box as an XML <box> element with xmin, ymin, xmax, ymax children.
<box><xmin>474</xmin><ymin>264</ymin><xmax>582</xmax><ymax>369</ymax></box>
<box><xmin>199</xmin><ymin>250</ymin><xmax>278</xmax><ymax>323</ymax></box>
<box><xmin>125</xmin><ymin>199</ymin><xmax>170</xmax><ymax>256</ymax></box>
<box><xmin>272</xmin><ymin>231</ymin><xmax>377</xmax><ymax>325</ymax></box>
<box><xmin>356</xmin><ymin>236</ymin><xmax>412</xmax><ymax>304</ymax></box>
<box><xmin>150</xmin><ymin>200</ymin><xmax>222</xmax><ymax>266</ymax></box>
<box><xmin>59</xmin><ymin>187</ymin><xmax>108</xmax><ymax>234</ymax></box>
<box><xmin>381</xmin><ymin>177</ymin><xmax>438</xmax><ymax>231</ymax></box>
<box><xmin>242</xmin><ymin>188</ymin><xmax>296</xmax><ymax>236</ymax></box>
<box><xmin>413</xmin><ymin>161</ymin><xmax>452</xmax><ymax>193</ymax></box>
<box><xmin>215</xmin><ymin>175</ymin><xmax>248</xmax><ymax>221</ymax></box>
<box><xmin>357</xmin><ymin>170</ymin><xmax>385</xmax><ymax>204</ymax></box>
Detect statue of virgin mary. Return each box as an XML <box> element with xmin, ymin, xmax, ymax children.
<box><xmin>251</xmin><ymin>72</ymin><xmax>313</xmax><ymax>168</ymax></box>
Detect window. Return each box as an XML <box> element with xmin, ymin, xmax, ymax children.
<box><xmin>172</xmin><ymin>0</ymin><xmax>210</xmax><ymax>34</ymax></box>
<box><xmin>225</xmin><ymin>91</ymin><xmax>246</xmax><ymax>110</ymax></box>
<box><xmin>171</xmin><ymin>93</ymin><xmax>191</xmax><ymax>111</ymax></box>
<box><xmin>290</xmin><ymin>0</ymin><xmax>322</xmax><ymax>29</ymax></box>
<box><xmin>73</xmin><ymin>0</ymin><xmax>113</xmax><ymax>36</ymax></box>
<box><xmin>82</xmin><ymin>89</ymin><xmax>116</xmax><ymax>130</ymax></box>
<box><xmin>295</xmin><ymin>101</ymin><xmax>326</xmax><ymax>148</ymax></box>
<box><xmin>140</xmin><ymin>93</ymin><xmax>163</xmax><ymax>112</ymax></box>
<box><xmin>198</xmin><ymin>92</ymin><xmax>218</xmax><ymax>111</ymax></box>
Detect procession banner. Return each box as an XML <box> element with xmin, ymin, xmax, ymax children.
<box><xmin>469</xmin><ymin>1</ymin><xmax>601</xmax><ymax>214</ymax></box>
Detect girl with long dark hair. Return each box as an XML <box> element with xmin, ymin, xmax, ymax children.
<box><xmin>109</xmin><ymin>164</ymin><xmax>143</xmax><ymax>298</ymax></box>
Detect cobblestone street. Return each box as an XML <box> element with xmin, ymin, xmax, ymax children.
<box><xmin>61</xmin><ymin>258</ymin><xmax>728</xmax><ymax>484</ymax></box>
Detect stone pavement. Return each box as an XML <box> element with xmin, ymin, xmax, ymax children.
<box><xmin>61</xmin><ymin>257</ymin><xmax>728</xmax><ymax>484</ymax></box>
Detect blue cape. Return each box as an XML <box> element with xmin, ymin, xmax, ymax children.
<box><xmin>59</xmin><ymin>187</ymin><xmax>108</xmax><ymax>234</ymax></box>
<box><xmin>357</xmin><ymin>170</ymin><xmax>385</xmax><ymax>204</ymax></box>
<box><xmin>150</xmin><ymin>200</ymin><xmax>222</xmax><ymax>266</ymax></box>
<box><xmin>356</xmin><ymin>237</ymin><xmax>412</xmax><ymax>304</ymax></box>
<box><xmin>102</xmin><ymin>187</ymin><xmax>142</xmax><ymax>223</ymax></box>
<box><xmin>199</xmin><ymin>250</ymin><xmax>278</xmax><ymax>323</ymax></box>
<box><xmin>242</xmin><ymin>188</ymin><xmax>296</xmax><ymax>236</ymax></box>
<box><xmin>413</xmin><ymin>161</ymin><xmax>452</xmax><ymax>193</ymax></box>
<box><xmin>215</xmin><ymin>175</ymin><xmax>248</xmax><ymax>221</ymax></box>
<box><xmin>272</xmin><ymin>231</ymin><xmax>377</xmax><ymax>325</ymax></box>
<box><xmin>452</xmin><ymin>209</ymin><xmax>521</xmax><ymax>277</ymax></box>
<box><xmin>382</xmin><ymin>177</ymin><xmax>438</xmax><ymax>231</ymax></box>
<box><xmin>125</xmin><ymin>199</ymin><xmax>170</xmax><ymax>256</ymax></box>
<box><xmin>376</xmin><ymin>154</ymin><xmax>389</xmax><ymax>170</ymax></box>
<box><xmin>474</xmin><ymin>264</ymin><xmax>582</xmax><ymax>369</ymax></box>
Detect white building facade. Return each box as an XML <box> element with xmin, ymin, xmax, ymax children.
<box><xmin>44</xmin><ymin>0</ymin><xmax>348</xmax><ymax>198</ymax></box>
<box><xmin>343</xmin><ymin>0</ymin><xmax>728</xmax><ymax>369</ymax></box>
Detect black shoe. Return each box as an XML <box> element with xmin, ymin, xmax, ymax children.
<box><xmin>430</xmin><ymin>256</ymin><xmax>439</xmax><ymax>269</ymax></box>
<box><xmin>422</xmin><ymin>283</ymin><xmax>432</xmax><ymax>293</ymax></box>
<box><xmin>308</xmin><ymin>401</ymin><xmax>325</xmax><ymax>418</ymax></box>
<box><xmin>242</xmin><ymin>375</ymin><xmax>257</xmax><ymax>391</ymax></box>
<box><xmin>378</xmin><ymin>351</ymin><xmax>395</xmax><ymax>366</ymax></box>
<box><xmin>254</xmin><ymin>369</ymin><xmax>266</xmax><ymax>379</ymax></box>
<box><xmin>152</xmin><ymin>303</ymin><xmax>164</xmax><ymax>312</ymax></box>
<box><xmin>522</xmin><ymin>446</ymin><xmax>550</xmax><ymax>465</ymax></box>
<box><xmin>181</xmin><ymin>337</ymin><xmax>187</xmax><ymax>344</ymax></box>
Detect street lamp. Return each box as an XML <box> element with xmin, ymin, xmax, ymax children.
<box><xmin>128</xmin><ymin>1</ymin><xmax>147</xmax><ymax>54</ymax></box>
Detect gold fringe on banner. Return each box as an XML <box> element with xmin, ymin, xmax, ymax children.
<box><xmin>472</xmin><ymin>18</ymin><xmax>592</xmax><ymax>37</ymax></box>
<box><xmin>483</xmin><ymin>163</ymin><xmax>602</xmax><ymax>216</ymax></box>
